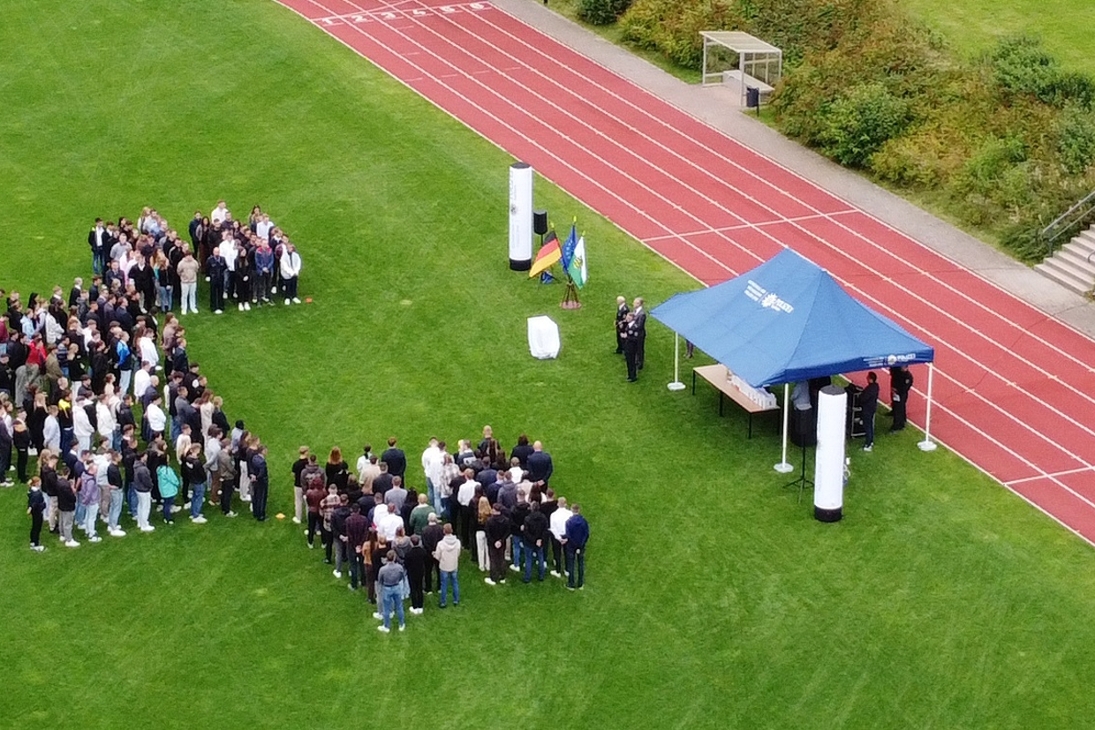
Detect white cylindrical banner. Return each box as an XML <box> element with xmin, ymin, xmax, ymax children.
<box><xmin>813</xmin><ymin>384</ymin><xmax>847</xmax><ymax>522</ymax></box>
<box><xmin>509</xmin><ymin>162</ymin><xmax>533</xmax><ymax>271</ymax></box>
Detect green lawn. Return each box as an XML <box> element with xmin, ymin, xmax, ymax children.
<box><xmin>904</xmin><ymin>0</ymin><xmax>1095</xmax><ymax>72</ymax></box>
<box><xmin>3</xmin><ymin>1</ymin><xmax>1095</xmax><ymax>728</ymax></box>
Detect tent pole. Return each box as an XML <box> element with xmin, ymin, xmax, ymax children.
<box><xmin>668</xmin><ymin>333</ymin><xmax>686</xmax><ymax>391</ymax></box>
<box><xmin>774</xmin><ymin>383</ymin><xmax>793</xmax><ymax>473</ymax></box>
<box><xmin>918</xmin><ymin>362</ymin><xmax>938</xmax><ymax>452</ymax></box>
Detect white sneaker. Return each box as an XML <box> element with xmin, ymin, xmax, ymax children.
<box><xmin>226</xmin><ymin>511</ymin><xmax>238</xmax><ymax>518</ymax></box>
<box><xmin>863</xmin><ymin>445</ymin><xmax>873</xmax><ymax>452</ymax></box>
<box><xmin>398</xmin><ymin>624</ymin><xmax>405</xmax><ymax>632</ymax></box>
<box><xmin>244</xmin><ymin>302</ymin><xmax>251</xmax><ymax>311</ymax></box>
<box><xmin>88</xmin><ymin>535</ymin><xmax>102</xmax><ymax>543</ymax></box>
<box><xmin>205</xmin><ymin>276</ymin><xmax>211</xmax><ymax>282</ymax></box>
<box><xmin>110</xmin><ymin>529</ymin><xmax>126</xmax><ymax>537</ymax></box>
<box><xmin>485</xmin><ymin>578</ymin><xmax>496</xmax><ymax>586</ymax></box>
<box><xmin>192</xmin><ymin>515</ymin><xmax>207</xmax><ymax>524</ymax></box>
<box><xmin>550</xmin><ymin>570</ymin><xmax>561</xmax><ymax>578</ymax></box>
<box><xmin>292</xmin><ymin>517</ymin><xmax>301</xmax><ymax>524</ymax></box>
<box><xmin>271</xmin><ymin>286</ymin><xmax>278</xmax><ymax>293</ymax></box>
<box><xmin>284</xmin><ymin>299</ymin><xmax>290</xmax><ymax>306</ymax></box>
<box><xmin>172</xmin><ymin>505</ymin><xmax>183</xmax><ymax>514</ymax></box>
<box><xmin>308</xmin><ymin>542</ymin><xmax>315</xmax><ymax>550</ymax></box>
<box><xmin>348</xmin><ymin>584</ymin><xmax>358</xmax><ymax>591</ymax></box>
<box><xmin>183</xmin><ymin>501</ymin><xmax>191</xmax><ymax>510</ymax></box>
<box><xmin>292</xmin><ymin>297</ymin><xmax>301</xmax><ymax>304</ymax></box>
<box><xmin>65</xmin><ymin>540</ymin><xmax>80</xmax><ymax>548</ymax></box>
<box><xmin>140</xmin><ymin>525</ymin><xmax>155</xmax><ymax>532</ymax></box>
<box><xmin>238</xmin><ymin>303</ymin><xmax>244</xmax><ymax>312</ymax></box>
<box><xmin>377</xmin><ymin>625</ymin><xmax>390</xmax><ymax>633</ymax></box>
<box><xmin>333</xmin><ymin>570</ymin><xmax>342</xmax><ymax>579</ymax></box>
<box><xmin>411</xmin><ymin>607</ymin><xmax>423</xmax><ymax>615</ymax></box>
<box><xmin>510</xmin><ymin>564</ymin><xmax>520</xmax><ymax>572</ymax></box>
<box><xmin>372</xmin><ymin>612</ymin><xmax>383</xmax><ymax>620</ymax></box>
<box><xmin>32</xmin><ymin>545</ymin><xmax>45</xmax><ymax>552</ymax></box>
<box><xmin>192</xmin><ymin>308</ymin><xmax>198</xmax><ymax>314</ymax></box>
<box><xmin>214</xmin><ymin>309</ymin><xmax>223</xmax><ymax>315</ymax></box>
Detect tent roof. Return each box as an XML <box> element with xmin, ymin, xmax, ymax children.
<box><xmin>650</xmin><ymin>249</ymin><xmax>934</xmax><ymax>387</ymax></box>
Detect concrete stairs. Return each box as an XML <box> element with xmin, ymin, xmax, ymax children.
<box><xmin>1036</xmin><ymin>228</ymin><xmax>1095</xmax><ymax>296</ymax></box>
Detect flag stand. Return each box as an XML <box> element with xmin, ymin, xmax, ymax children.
<box><xmin>560</xmin><ymin>276</ymin><xmax>581</xmax><ymax>309</ymax></box>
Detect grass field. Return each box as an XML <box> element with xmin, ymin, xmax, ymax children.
<box><xmin>903</xmin><ymin>0</ymin><xmax>1095</xmax><ymax>72</ymax></box>
<box><xmin>4</xmin><ymin>1</ymin><xmax>1095</xmax><ymax>728</ymax></box>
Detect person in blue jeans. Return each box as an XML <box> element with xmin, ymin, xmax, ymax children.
<box><xmin>376</xmin><ymin>550</ymin><xmax>406</xmax><ymax>633</ymax></box>
<box><xmin>433</xmin><ymin>523</ymin><xmax>462</xmax><ymax>608</ymax></box>
<box><xmin>522</xmin><ymin>501</ymin><xmax>549</xmax><ymax>583</ymax></box>
<box><xmin>564</xmin><ymin>504</ymin><xmax>590</xmax><ymax>590</ymax></box>
<box><xmin>182</xmin><ymin>444</ymin><xmax>208</xmax><ymax>524</ymax></box>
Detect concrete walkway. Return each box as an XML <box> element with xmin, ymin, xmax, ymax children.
<box><xmin>495</xmin><ymin>0</ymin><xmax>1095</xmax><ymax>338</ymax></box>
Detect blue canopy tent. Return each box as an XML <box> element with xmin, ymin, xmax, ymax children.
<box><xmin>651</xmin><ymin>249</ymin><xmax>936</xmax><ymax>469</ymax></box>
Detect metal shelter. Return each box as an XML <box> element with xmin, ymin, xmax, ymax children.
<box><xmin>700</xmin><ymin>31</ymin><xmax>783</xmax><ymax>106</ymax></box>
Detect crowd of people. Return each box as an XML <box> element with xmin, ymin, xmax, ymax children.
<box><xmin>291</xmin><ymin>429</ymin><xmax>591</xmax><ymax>633</ymax></box>
<box><xmin>86</xmin><ymin>200</ymin><xmax>304</xmax><ymax>315</ymax></box>
<box><xmin>12</xmin><ymin>202</ymin><xmax>282</xmax><ymax>551</ymax></box>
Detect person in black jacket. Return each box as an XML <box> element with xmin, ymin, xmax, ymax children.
<box><xmin>860</xmin><ymin>371</ymin><xmax>880</xmax><ymax>451</ymax></box>
<box><xmin>27</xmin><ymin>477</ymin><xmax>46</xmax><ymax>551</ymax></box>
<box><xmin>889</xmin><ymin>365</ymin><xmax>914</xmax><ymax>432</ymax></box>
<box><xmin>522</xmin><ymin>501</ymin><xmax>549</xmax><ymax>583</ymax></box>
<box><xmin>485</xmin><ymin>503</ymin><xmax>510</xmax><ymax>586</ymax></box>
<box><xmin>405</xmin><ymin>534</ymin><xmax>428</xmax><ymax>615</ymax></box>
<box><xmin>420</xmin><ymin>514</ymin><xmax>444</xmax><ymax>594</ymax></box>
<box><xmin>614</xmin><ymin>295</ymin><xmax>630</xmax><ymax>354</ymax></box>
<box><xmin>181</xmin><ymin>444</ymin><xmax>207</xmax><ymax>524</ymax></box>
<box><xmin>380</xmin><ymin>437</ymin><xmax>406</xmax><ymax>479</ymax></box>
<box><xmin>250</xmin><ymin>445</ymin><xmax>269</xmax><ymax>521</ymax></box>
<box><xmin>510</xmin><ymin>496</ymin><xmax>530</xmax><ymax>574</ymax></box>
<box><xmin>56</xmin><ymin>473</ymin><xmax>78</xmax><ymax>547</ymax></box>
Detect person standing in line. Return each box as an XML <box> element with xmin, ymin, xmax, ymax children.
<box><xmin>57</xmin><ymin>472</ymin><xmax>79</xmax><ymax>547</ymax></box>
<box><xmin>614</xmin><ymin>295</ymin><xmax>630</xmax><ymax>354</ymax></box>
<box><xmin>405</xmin><ymin>534</ymin><xmax>428</xmax><ymax>615</ymax></box>
<box><xmin>156</xmin><ymin>460</ymin><xmax>180</xmax><ymax>525</ymax></box>
<box><xmin>632</xmin><ymin>296</ymin><xmax>647</xmax><ymax>370</ymax></box>
<box><xmin>420</xmin><ymin>513</ymin><xmax>444</xmax><ymax>595</ymax></box>
<box><xmin>527</xmin><ymin>441</ymin><xmax>554</xmax><ymax>489</ymax></box>
<box><xmin>433</xmin><ymin>523</ymin><xmax>461</xmax><ymax>608</ymax></box>
<box><xmin>860</xmin><ymin>372</ymin><xmax>880</xmax><ymax>452</ymax></box>
<box><xmin>182</xmin><ymin>443</ymin><xmax>208</xmax><ymax>524</ymax></box>
<box><xmin>485</xmin><ymin>502</ymin><xmax>510</xmax><ymax>586</ymax></box>
<box><xmin>345</xmin><ymin>503</ymin><xmax>369</xmax><ymax>592</ymax></box>
<box><xmin>290</xmin><ymin>446</ymin><xmax>310</xmax><ymax>525</ymax></box>
<box><xmin>521</xmin><ymin>500</ymin><xmax>549</xmax><ymax>583</ymax></box>
<box><xmin>176</xmin><ymin>246</ymin><xmax>201</xmax><ymax>315</ymax></box>
<box><xmin>27</xmin><ymin>476</ymin><xmax>46</xmax><ymax>552</ymax></box>
<box><xmin>475</xmin><ymin>495</ymin><xmax>491</xmax><ymax>572</ymax></box>
<box><xmin>305</xmin><ymin>477</ymin><xmax>326</xmax><ymax>549</ymax></box>
<box><xmin>376</xmin><ymin>549</ymin><xmax>407</xmax><ymax>633</ymax></box>
<box><xmin>564</xmin><ymin>503</ymin><xmax>590</xmax><ymax>590</ymax></box>
<box><xmin>621</xmin><ymin>311</ymin><xmax>639</xmax><ymax>382</ymax></box>
<box><xmin>250</xmin><ymin>445</ymin><xmax>269</xmax><ymax>521</ymax></box>
<box><xmin>548</xmin><ymin>496</ymin><xmax>573</xmax><ymax>578</ymax></box>
<box><xmin>216</xmin><ymin>435</ymin><xmax>238</xmax><ymax>517</ymax></box>
<box><xmin>331</xmin><ymin>494</ymin><xmax>352</xmax><ymax>579</ymax></box>
<box><xmin>278</xmin><ymin>242</ymin><xmax>302</xmax><ymax>305</ymax></box>
<box><xmin>889</xmin><ymin>365</ymin><xmax>914</xmax><ymax>432</ymax></box>
<box><xmin>78</xmin><ymin>462</ymin><xmax>102</xmax><ymax>543</ymax></box>
<box><xmin>509</xmin><ymin>494</ymin><xmax>530</xmax><ymax>574</ymax></box>
<box><xmin>206</xmin><ymin>246</ymin><xmax>227</xmax><ymax>314</ymax></box>
<box><xmin>134</xmin><ymin>452</ymin><xmax>155</xmax><ymax>532</ymax></box>
<box><xmin>320</xmin><ymin>484</ymin><xmax>340</xmax><ymax>564</ymax></box>
<box><xmin>381</xmin><ymin>437</ymin><xmax>407</xmax><ymax>479</ymax></box>
<box><xmin>105</xmin><ymin>449</ymin><xmax>126</xmax><ymax>537</ymax></box>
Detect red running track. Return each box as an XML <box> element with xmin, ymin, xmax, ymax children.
<box><xmin>276</xmin><ymin>0</ymin><xmax>1095</xmax><ymax>544</ymax></box>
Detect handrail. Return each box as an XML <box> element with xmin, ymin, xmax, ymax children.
<box><xmin>1043</xmin><ymin>187</ymin><xmax>1095</xmax><ymax>255</ymax></box>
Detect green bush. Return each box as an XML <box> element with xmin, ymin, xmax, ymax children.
<box><xmin>816</xmin><ymin>82</ymin><xmax>910</xmax><ymax>167</ymax></box>
<box><xmin>1056</xmin><ymin>106</ymin><xmax>1095</xmax><ymax>175</ymax></box>
<box><xmin>577</xmin><ymin>0</ymin><xmax>633</xmax><ymax>26</ymax></box>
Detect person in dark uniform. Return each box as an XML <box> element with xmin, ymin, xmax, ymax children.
<box><xmin>631</xmin><ymin>297</ymin><xmax>647</xmax><ymax>370</ymax></box>
<box><xmin>614</xmin><ymin>295</ymin><xmax>629</xmax><ymax>354</ymax></box>
<box><xmin>860</xmin><ymin>371</ymin><xmax>879</xmax><ymax>451</ymax></box>
<box><xmin>889</xmin><ymin>365</ymin><xmax>913</xmax><ymax>432</ymax></box>
<box><xmin>622</xmin><ymin>312</ymin><xmax>639</xmax><ymax>382</ymax></box>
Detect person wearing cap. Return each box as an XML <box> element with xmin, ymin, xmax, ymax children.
<box><xmin>420</xmin><ymin>513</ymin><xmax>444</xmax><ymax>594</ymax></box>
<box><xmin>376</xmin><ymin>549</ymin><xmax>407</xmax><ymax>633</ymax></box>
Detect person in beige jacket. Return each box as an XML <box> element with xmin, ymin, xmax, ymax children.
<box><xmin>176</xmin><ymin>246</ymin><xmax>201</xmax><ymax>315</ymax></box>
<box><xmin>433</xmin><ymin>523</ymin><xmax>462</xmax><ymax>608</ymax></box>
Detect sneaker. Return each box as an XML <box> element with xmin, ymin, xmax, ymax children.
<box><xmin>550</xmin><ymin>570</ymin><xmax>561</xmax><ymax>578</ymax></box>
<box><xmin>172</xmin><ymin>505</ymin><xmax>183</xmax><ymax>513</ymax></box>
<box><xmin>485</xmin><ymin>578</ymin><xmax>496</xmax><ymax>586</ymax></box>
<box><xmin>271</xmin><ymin>286</ymin><xmax>278</xmax><ymax>293</ymax></box>
<box><xmin>332</xmin><ymin>570</ymin><xmax>342</xmax><ymax>579</ymax></box>
<box><xmin>183</xmin><ymin>501</ymin><xmax>191</xmax><ymax>510</ymax></box>
<box><xmin>110</xmin><ymin>529</ymin><xmax>127</xmax><ymax>537</ymax></box>
<box><xmin>238</xmin><ymin>303</ymin><xmax>244</xmax><ymax>312</ymax></box>
<box><xmin>88</xmin><ymin>535</ymin><xmax>102</xmax><ymax>543</ymax></box>
<box><xmin>65</xmin><ymin>540</ymin><xmax>80</xmax><ymax>548</ymax></box>
<box><xmin>32</xmin><ymin>545</ymin><xmax>45</xmax><ymax>552</ymax></box>
<box><xmin>377</xmin><ymin>625</ymin><xmax>390</xmax><ymax>633</ymax></box>
<box><xmin>192</xmin><ymin>308</ymin><xmax>198</xmax><ymax>314</ymax></box>
<box><xmin>411</xmin><ymin>607</ymin><xmax>423</xmax><ymax>615</ymax></box>
<box><xmin>348</xmin><ymin>584</ymin><xmax>358</xmax><ymax>591</ymax></box>
<box><xmin>863</xmin><ymin>445</ymin><xmax>873</xmax><ymax>452</ymax></box>
<box><xmin>205</xmin><ymin>276</ymin><xmax>211</xmax><ymax>282</ymax></box>
<box><xmin>226</xmin><ymin>511</ymin><xmax>238</xmax><ymax>518</ymax></box>
<box><xmin>308</xmin><ymin>542</ymin><xmax>315</xmax><ymax>549</ymax></box>
<box><xmin>292</xmin><ymin>297</ymin><xmax>301</xmax><ymax>304</ymax></box>
<box><xmin>510</xmin><ymin>564</ymin><xmax>520</xmax><ymax>572</ymax></box>
<box><xmin>244</xmin><ymin>302</ymin><xmax>251</xmax><ymax>311</ymax></box>
<box><xmin>398</xmin><ymin>624</ymin><xmax>405</xmax><ymax>632</ymax></box>
<box><xmin>192</xmin><ymin>516</ymin><xmax>207</xmax><ymax>524</ymax></box>
<box><xmin>292</xmin><ymin>516</ymin><xmax>301</xmax><ymax>524</ymax></box>
<box><xmin>140</xmin><ymin>525</ymin><xmax>156</xmax><ymax>532</ymax></box>
<box><xmin>372</xmin><ymin>612</ymin><xmax>383</xmax><ymax>620</ymax></box>
<box><xmin>567</xmin><ymin>585</ymin><xmax>576</xmax><ymax>591</ymax></box>
<box><xmin>284</xmin><ymin>299</ymin><xmax>290</xmax><ymax>306</ymax></box>
<box><xmin>214</xmin><ymin>309</ymin><xmax>223</xmax><ymax>315</ymax></box>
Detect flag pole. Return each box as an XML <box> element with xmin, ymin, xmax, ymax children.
<box><xmin>917</xmin><ymin>362</ymin><xmax>937</xmax><ymax>451</ymax></box>
<box><xmin>668</xmin><ymin>333</ymin><xmax>686</xmax><ymax>391</ymax></box>
<box><xmin>774</xmin><ymin>383</ymin><xmax>793</xmax><ymax>473</ymax></box>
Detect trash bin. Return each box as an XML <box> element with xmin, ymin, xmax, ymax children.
<box><xmin>745</xmin><ymin>86</ymin><xmax>760</xmax><ymax>109</ymax></box>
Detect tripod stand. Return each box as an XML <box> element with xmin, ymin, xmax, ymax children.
<box><xmin>782</xmin><ymin>441</ymin><xmax>814</xmax><ymax>502</ymax></box>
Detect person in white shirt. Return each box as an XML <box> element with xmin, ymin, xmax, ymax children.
<box><xmin>548</xmin><ymin>495</ymin><xmax>573</xmax><ymax>578</ymax></box>
<box><xmin>132</xmin><ymin>362</ymin><xmax>152</xmax><ymax>400</ymax></box>
<box><xmin>95</xmin><ymin>395</ymin><xmax>117</xmax><ymax>451</ymax></box>
<box><xmin>375</xmin><ymin>503</ymin><xmax>404</xmax><ymax>542</ymax></box>
<box><xmin>356</xmin><ymin>444</ymin><xmax>373</xmax><ymax>484</ymax></box>
<box><xmin>210</xmin><ymin>200</ymin><xmax>229</xmax><ymax>226</ymax></box>
<box><xmin>145</xmin><ymin>395</ymin><xmax>167</xmax><ymax>439</ymax></box>
<box><xmin>42</xmin><ymin>405</ymin><xmax>61</xmax><ymax>453</ymax></box>
<box><xmin>72</xmin><ymin>399</ymin><xmax>95</xmax><ymax>454</ymax></box>
<box><xmin>255</xmin><ymin>214</ymin><xmax>272</xmax><ymax>242</ymax></box>
<box><xmin>137</xmin><ymin>332</ymin><xmax>159</xmax><ymax>372</ymax></box>
<box><xmin>421</xmin><ymin>437</ymin><xmax>443</xmax><ymax>513</ymax></box>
